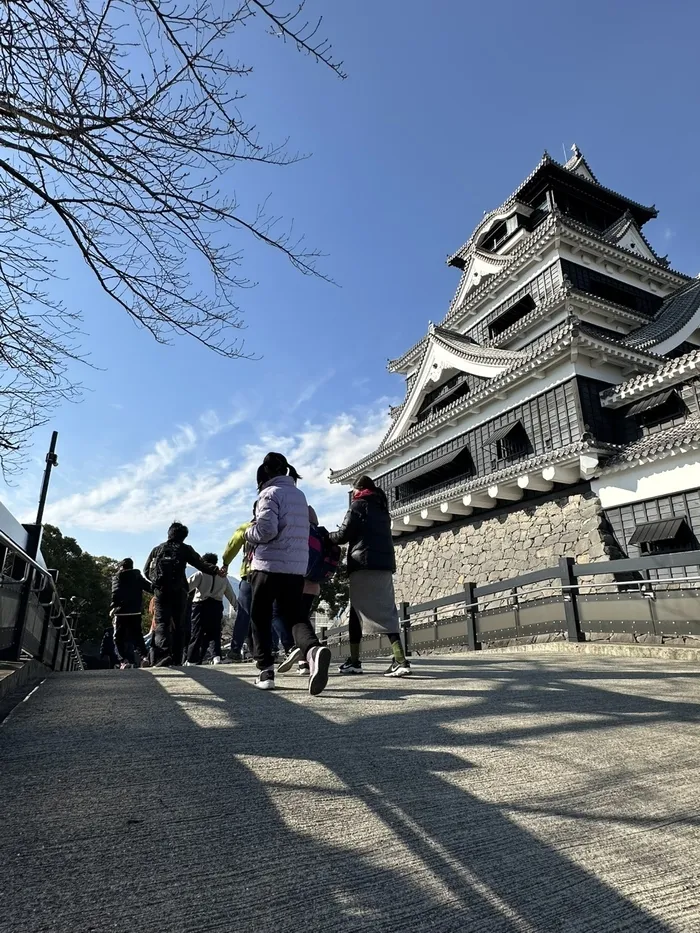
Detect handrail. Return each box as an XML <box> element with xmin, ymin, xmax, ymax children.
<box><xmin>325</xmin><ymin>548</ymin><xmax>700</xmax><ymax>651</ymax></box>
<box><xmin>0</xmin><ymin>527</ymin><xmax>84</xmax><ymax>670</ymax></box>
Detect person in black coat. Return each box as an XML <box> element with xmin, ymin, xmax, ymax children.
<box><xmin>143</xmin><ymin>523</ymin><xmax>219</xmax><ymax>667</ymax></box>
<box><xmin>110</xmin><ymin>558</ymin><xmax>153</xmax><ymax>668</ymax></box>
<box><xmin>330</xmin><ymin>475</ymin><xmax>410</xmax><ymax>678</ymax></box>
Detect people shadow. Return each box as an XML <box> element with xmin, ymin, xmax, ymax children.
<box><xmin>178</xmin><ymin>661</ymin><xmax>687</xmax><ymax>932</ymax></box>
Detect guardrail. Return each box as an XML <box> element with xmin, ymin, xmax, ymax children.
<box><xmin>324</xmin><ymin>549</ymin><xmax>700</xmax><ymax>658</ymax></box>
<box><xmin>0</xmin><ymin>529</ymin><xmax>84</xmax><ymax>671</ymax></box>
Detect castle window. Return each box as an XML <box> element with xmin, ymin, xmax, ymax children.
<box><xmin>628</xmin><ymin>517</ymin><xmax>696</xmax><ymax>555</ymax></box>
<box><xmin>415</xmin><ymin>373</ymin><xmax>471</xmax><ymax>423</ymax></box>
<box><xmin>394</xmin><ymin>446</ymin><xmax>474</xmax><ymax>504</ymax></box>
<box><xmin>484</xmin><ymin>420</ymin><xmax>531</xmax><ymax>467</ymax></box>
<box><xmin>625</xmin><ymin>389</ymin><xmax>685</xmax><ymax>428</ymax></box>
<box><xmin>488</xmin><ymin>294</ymin><xmax>537</xmax><ymax>339</ymax></box>
<box><xmin>481</xmin><ymin>220</ymin><xmax>510</xmax><ymax>252</ymax></box>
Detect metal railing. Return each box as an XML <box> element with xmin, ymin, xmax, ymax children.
<box><xmin>0</xmin><ymin>529</ymin><xmax>84</xmax><ymax>671</ymax></box>
<box><xmin>324</xmin><ymin>549</ymin><xmax>700</xmax><ymax>658</ymax></box>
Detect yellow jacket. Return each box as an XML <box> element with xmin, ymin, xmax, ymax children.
<box><xmin>223</xmin><ymin>522</ymin><xmax>252</xmax><ymax>579</ymax></box>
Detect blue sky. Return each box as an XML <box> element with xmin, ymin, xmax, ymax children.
<box><xmin>5</xmin><ymin>0</ymin><xmax>700</xmax><ymax>567</ymax></box>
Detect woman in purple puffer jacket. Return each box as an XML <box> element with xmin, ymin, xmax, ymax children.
<box><xmin>246</xmin><ymin>452</ymin><xmax>331</xmax><ymax>695</ymax></box>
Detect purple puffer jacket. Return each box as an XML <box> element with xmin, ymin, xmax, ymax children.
<box><xmin>246</xmin><ymin>475</ymin><xmax>310</xmax><ymax>575</ymax></box>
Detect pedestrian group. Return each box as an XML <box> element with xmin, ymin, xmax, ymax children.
<box><xmin>105</xmin><ymin>451</ymin><xmax>411</xmax><ymax>694</ymax></box>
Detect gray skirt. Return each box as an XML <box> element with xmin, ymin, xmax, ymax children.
<box><xmin>349</xmin><ymin>569</ymin><xmax>400</xmax><ymax>636</ymax></box>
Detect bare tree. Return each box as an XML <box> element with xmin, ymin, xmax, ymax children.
<box><xmin>0</xmin><ymin>0</ymin><xmax>344</xmax><ymax>474</ymax></box>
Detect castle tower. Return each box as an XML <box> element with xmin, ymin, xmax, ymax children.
<box><xmin>330</xmin><ymin>148</ymin><xmax>700</xmax><ymax>605</ymax></box>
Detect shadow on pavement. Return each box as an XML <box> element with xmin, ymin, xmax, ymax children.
<box><xmin>1</xmin><ymin>655</ymin><xmax>697</xmax><ymax>932</ymax></box>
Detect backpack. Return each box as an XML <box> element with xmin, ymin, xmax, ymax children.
<box><xmin>150</xmin><ymin>541</ymin><xmax>184</xmax><ymax>589</ymax></box>
<box><xmin>306</xmin><ymin>525</ymin><xmax>341</xmax><ymax>583</ymax></box>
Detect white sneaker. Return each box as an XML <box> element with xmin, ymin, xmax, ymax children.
<box><xmin>255</xmin><ymin>668</ymin><xmax>275</xmax><ymax>690</ymax></box>
<box><xmin>213</xmin><ymin>656</ymin><xmax>222</xmax><ymax>665</ymax></box>
<box><xmin>308</xmin><ymin>645</ymin><xmax>331</xmax><ymax>696</ymax></box>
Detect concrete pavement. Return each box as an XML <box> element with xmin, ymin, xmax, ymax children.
<box><xmin>1</xmin><ymin>654</ymin><xmax>700</xmax><ymax>932</ymax></box>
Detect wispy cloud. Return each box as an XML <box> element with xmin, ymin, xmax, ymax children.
<box><xmin>663</xmin><ymin>227</ymin><xmax>675</xmax><ymax>241</ymax></box>
<box><xmin>351</xmin><ymin>376</ymin><xmax>370</xmax><ymax>390</ymax></box>
<box><xmin>45</xmin><ymin>403</ymin><xmax>391</xmax><ymax>538</ymax></box>
<box><xmin>291</xmin><ymin>369</ymin><xmax>336</xmax><ymax>411</ymax></box>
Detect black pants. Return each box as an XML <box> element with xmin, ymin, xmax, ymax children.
<box><xmin>115</xmin><ymin>615</ymin><xmax>146</xmax><ymax>665</ymax></box>
<box><xmin>152</xmin><ymin>588</ymin><xmax>188</xmax><ymax>665</ymax></box>
<box><xmin>348</xmin><ymin>606</ymin><xmax>363</xmax><ymax>644</ymax></box>
<box><xmin>187</xmin><ymin>599</ymin><xmax>224</xmax><ymax>664</ymax></box>
<box><xmin>249</xmin><ymin>571</ymin><xmax>319</xmax><ymax>670</ymax></box>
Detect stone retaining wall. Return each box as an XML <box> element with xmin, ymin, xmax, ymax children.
<box><xmin>393</xmin><ymin>490</ymin><xmax>621</xmax><ymax>607</ymax></box>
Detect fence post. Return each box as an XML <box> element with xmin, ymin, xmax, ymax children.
<box><xmin>37</xmin><ymin>604</ymin><xmax>51</xmax><ymax>665</ymax></box>
<box><xmin>399</xmin><ymin>601</ymin><xmax>411</xmax><ymax>657</ymax></box>
<box><xmin>464</xmin><ymin>582</ymin><xmax>480</xmax><ymax>651</ymax></box>
<box><xmin>51</xmin><ymin>625</ymin><xmax>61</xmax><ymax>670</ymax></box>
<box><xmin>559</xmin><ymin>556</ymin><xmax>582</xmax><ymax>643</ymax></box>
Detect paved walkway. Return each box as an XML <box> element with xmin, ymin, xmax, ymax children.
<box><xmin>2</xmin><ymin>654</ymin><xmax>700</xmax><ymax>932</ymax></box>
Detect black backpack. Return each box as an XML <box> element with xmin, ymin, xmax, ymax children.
<box><xmin>150</xmin><ymin>541</ymin><xmax>184</xmax><ymax>588</ymax></box>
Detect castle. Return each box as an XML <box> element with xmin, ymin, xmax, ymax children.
<box><xmin>330</xmin><ymin>148</ymin><xmax>700</xmax><ymax>605</ymax></box>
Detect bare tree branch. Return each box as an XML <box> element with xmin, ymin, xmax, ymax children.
<box><xmin>0</xmin><ymin>0</ymin><xmax>343</xmax><ymax>474</ymax></box>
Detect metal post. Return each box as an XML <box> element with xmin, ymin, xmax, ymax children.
<box><xmin>399</xmin><ymin>601</ymin><xmax>411</xmax><ymax>657</ymax></box>
<box><xmin>0</xmin><ymin>432</ymin><xmax>58</xmax><ymax>662</ymax></box>
<box><xmin>35</xmin><ymin>431</ymin><xmax>59</xmax><ymax>529</ymax></box>
<box><xmin>559</xmin><ymin>556</ymin><xmax>582</xmax><ymax>642</ymax></box>
<box><xmin>51</xmin><ymin>624</ymin><xmax>61</xmax><ymax>669</ymax></box>
<box><xmin>465</xmin><ymin>582</ymin><xmax>480</xmax><ymax>651</ymax></box>
<box><xmin>37</xmin><ymin>604</ymin><xmax>52</xmax><ymax>664</ymax></box>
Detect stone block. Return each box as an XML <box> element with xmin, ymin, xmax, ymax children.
<box><xmin>637</xmin><ymin>634</ymin><xmax>664</xmax><ymax>645</ymax></box>
<box><xmin>609</xmin><ymin>633</ymin><xmax>637</xmax><ymax>643</ymax></box>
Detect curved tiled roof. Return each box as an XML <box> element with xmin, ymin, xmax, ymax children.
<box><xmin>559</xmin><ymin>216</ymin><xmax>689</xmax><ymax>282</ymax></box>
<box><xmin>331</xmin><ymin>317</ymin><xmax>661</xmax><ymax>483</ymax></box>
<box><xmin>389</xmin><ymin>439</ymin><xmax>613</xmax><ymax>518</ymax></box>
<box><xmin>624</xmin><ymin>279</ymin><xmax>700</xmax><ymax>351</ymax></box>
<box><xmin>601</xmin><ymin>345</ymin><xmax>700</xmax><ymax>407</ymax></box>
<box><xmin>600</xmin><ymin>210</ymin><xmax>666</xmax><ymax>264</ymax></box>
<box><xmin>602</xmin><ymin>420</ymin><xmax>700</xmax><ymax>471</ymax></box>
<box><xmin>431</xmin><ymin>326</ymin><xmax>522</xmax><ymax>364</ymax></box>
<box><xmin>447</xmin><ymin>150</ymin><xmax>657</xmax><ymax>267</ymax></box>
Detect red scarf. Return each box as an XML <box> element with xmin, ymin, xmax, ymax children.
<box><xmin>353</xmin><ymin>488</ymin><xmax>375</xmax><ymax>501</ymax></box>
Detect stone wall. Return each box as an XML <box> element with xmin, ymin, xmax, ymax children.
<box><xmin>393</xmin><ymin>490</ymin><xmax>621</xmax><ymax>606</ymax></box>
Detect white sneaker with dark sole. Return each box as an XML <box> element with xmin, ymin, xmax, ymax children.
<box><xmin>276</xmin><ymin>646</ymin><xmax>302</xmax><ymax>674</ymax></box>
<box><xmin>297</xmin><ymin>662</ymin><xmax>310</xmax><ymax>676</ymax></box>
<box><xmin>255</xmin><ymin>668</ymin><xmax>276</xmax><ymax>690</ymax></box>
<box><xmin>338</xmin><ymin>658</ymin><xmax>363</xmax><ymax>675</ymax></box>
<box><xmin>308</xmin><ymin>646</ymin><xmax>331</xmax><ymax>696</ymax></box>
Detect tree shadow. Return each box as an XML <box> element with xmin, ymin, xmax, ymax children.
<box><xmin>1</xmin><ymin>656</ymin><xmax>696</xmax><ymax>932</ymax></box>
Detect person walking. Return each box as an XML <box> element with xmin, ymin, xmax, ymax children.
<box><xmin>100</xmin><ymin>625</ymin><xmax>119</xmax><ymax>669</ymax></box>
<box><xmin>222</xmin><ymin>515</ymin><xmax>254</xmax><ymax>662</ymax></box>
<box><xmin>330</xmin><ymin>475</ymin><xmax>411</xmax><ymax>677</ymax></box>
<box><xmin>186</xmin><ymin>553</ymin><xmax>237</xmax><ymax>665</ymax></box>
<box><xmin>276</xmin><ymin>505</ymin><xmax>323</xmax><ymax>677</ymax></box>
<box><xmin>143</xmin><ymin>523</ymin><xmax>220</xmax><ymax>667</ymax></box>
<box><xmin>110</xmin><ymin>558</ymin><xmax>153</xmax><ymax>668</ymax></box>
<box><xmin>246</xmin><ymin>452</ymin><xmax>331</xmax><ymax>693</ymax></box>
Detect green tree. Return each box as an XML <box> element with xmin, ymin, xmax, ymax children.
<box><xmin>40</xmin><ymin>524</ymin><xmax>119</xmax><ymax>644</ymax></box>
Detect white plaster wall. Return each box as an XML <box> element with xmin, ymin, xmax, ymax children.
<box><xmin>592</xmin><ymin>451</ymin><xmax>700</xmax><ymax>508</ymax></box>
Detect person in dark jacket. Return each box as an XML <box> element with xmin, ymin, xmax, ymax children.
<box><xmin>110</xmin><ymin>558</ymin><xmax>153</xmax><ymax>668</ymax></box>
<box><xmin>143</xmin><ymin>523</ymin><xmax>220</xmax><ymax>667</ymax></box>
<box><xmin>330</xmin><ymin>475</ymin><xmax>410</xmax><ymax>677</ymax></box>
<box><xmin>100</xmin><ymin>625</ymin><xmax>119</xmax><ymax>669</ymax></box>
